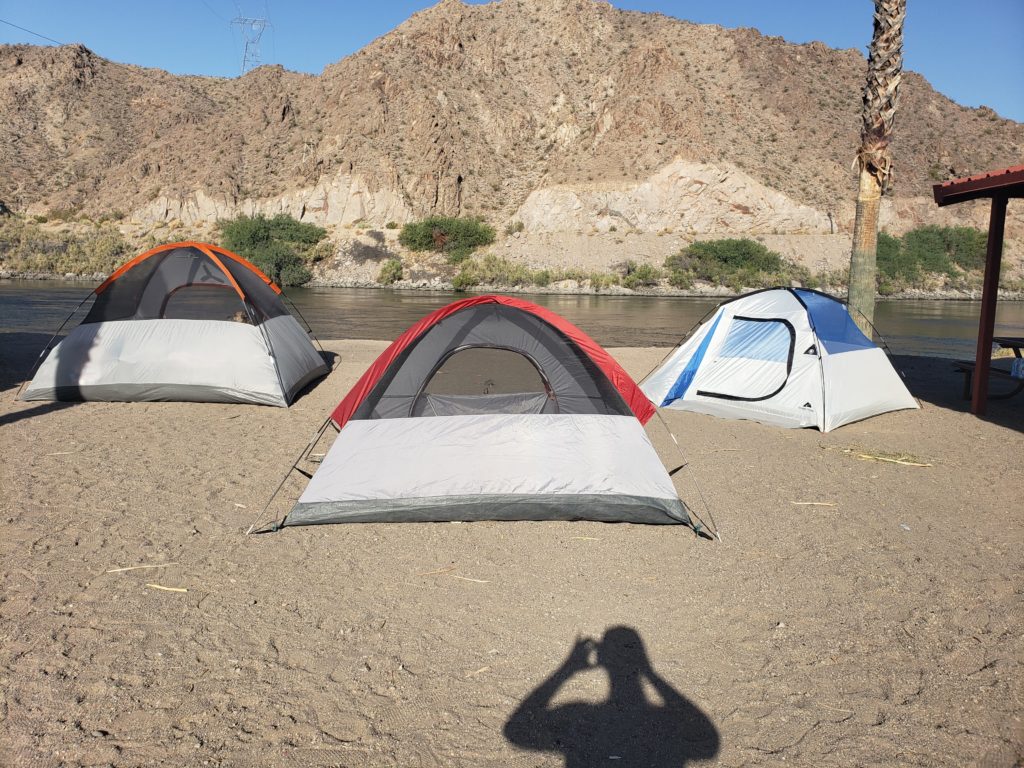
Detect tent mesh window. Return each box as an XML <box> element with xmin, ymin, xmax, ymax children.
<box><xmin>412</xmin><ymin>346</ymin><xmax>555</xmax><ymax>417</ymax></box>
<box><xmin>160</xmin><ymin>284</ymin><xmax>250</xmax><ymax>322</ymax></box>
<box><xmin>697</xmin><ymin>317</ymin><xmax>795</xmax><ymax>401</ymax></box>
<box><xmin>83</xmin><ymin>246</ymin><xmax>288</xmax><ymax>324</ymax></box>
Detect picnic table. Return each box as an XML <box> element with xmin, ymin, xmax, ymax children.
<box><xmin>955</xmin><ymin>336</ymin><xmax>1024</xmax><ymax>400</ymax></box>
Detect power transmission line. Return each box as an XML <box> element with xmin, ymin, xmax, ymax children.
<box><xmin>0</xmin><ymin>17</ymin><xmax>64</xmax><ymax>46</ymax></box>
<box><xmin>196</xmin><ymin>0</ymin><xmax>226</xmax><ymax>22</ymax></box>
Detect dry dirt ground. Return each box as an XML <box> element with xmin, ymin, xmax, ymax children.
<box><xmin>1</xmin><ymin>339</ymin><xmax>1021</xmax><ymax>767</ymax></box>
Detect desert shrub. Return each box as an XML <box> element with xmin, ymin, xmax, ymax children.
<box><xmin>875</xmin><ymin>231</ymin><xmax>918</xmax><ymax>288</ymax></box>
<box><xmin>399</xmin><ymin>216</ymin><xmax>495</xmax><ymax>264</ymax></box>
<box><xmin>377</xmin><ymin>258</ymin><xmax>403</xmax><ymax>285</ymax></box>
<box><xmin>0</xmin><ymin>217</ymin><xmax>131</xmax><ymax>275</ymax></box>
<box><xmin>504</xmin><ymin>220</ymin><xmax>525</xmax><ymax>235</ymax></box>
<box><xmin>874</xmin><ymin>225</ymin><xmax>987</xmax><ymax>292</ymax></box>
<box><xmin>385</xmin><ymin>221</ymin><xmax>399</xmax><ymax>229</ymax></box>
<box><xmin>901</xmin><ymin>225</ymin><xmax>985</xmax><ymax>274</ymax></box>
<box><xmin>664</xmin><ymin>238</ymin><xmax>803</xmax><ymax>291</ymax></box>
<box><xmin>218</xmin><ymin>213</ymin><xmax>327</xmax><ymax>286</ymax></box>
<box><xmin>46</xmin><ymin>207</ymin><xmax>81</xmax><ymax>223</ymax></box>
<box><xmin>620</xmin><ymin>260</ymin><xmax>662</xmax><ymax>289</ymax></box>
<box><xmin>667</xmin><ymin>269</ymin><xmax>693</xmax><ymax>289</ymax></box>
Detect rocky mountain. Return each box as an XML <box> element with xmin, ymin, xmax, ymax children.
<box><xmin>1</xmin><ymin>0</ymin><xmax>1022</xmax><ymax>241</ymax></box>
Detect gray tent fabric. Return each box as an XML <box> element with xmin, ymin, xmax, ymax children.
<box><xmin>21</xmin><ymin>242</ymin><xmax>328</xmax><ymax>406</ymax></box>
<box><xmin>284</xmin><ymin>297</ymin><xmax>690</xmax><ymax>527</ymax></box>
<box><xmin>352</xmin><ymin>304</ymin><xmax>634</xmax><ymax>420</ymax></box>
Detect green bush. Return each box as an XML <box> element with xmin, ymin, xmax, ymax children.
<box><xmin>399</xmin><ymin>216</ymin><xmax>495</xmax><ymax>264</ymax></box>
<box><xmin>621</xmin><ymin>261</ymin><xmax>662</xmax><ymax>289</ymax></box>
<box><xmin>385</xmin><ymin>221</ymin><xmax>399</xmax><ymax>230</ymax></box>
<box><xmin>377</xmin><ymin>258</ymin><xmax>403</xmax><ymax>285</ymax></box>
<box><xmin>875</xmin><ymin>225</ymin><xmax>987</xmax><ymax>291</ymax></box>
<box><xmin>218</xmin><ymin>213</ymin><xmax>327</xmax><ymax>286</ymax></box>
<box><xmin>876</xmin><ymin>231</ymin><xmax>918</xmax><ymax>284</ymax></box>
<box><xmin>663</xmin><ymin>238</ymin><xmax>803</xmax><ymax>291</ymax></box>
<box><xmin>504</xmin><ymin>220</ymin><xmax>525</xmax><ymax>236</ymax></box>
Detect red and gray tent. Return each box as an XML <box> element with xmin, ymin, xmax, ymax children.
<box><xmin>20</xmin><ymin>241</ymin><xmax>328</xmax><ymax>407</ymax></box>
<box><xmin>279</xmin><ymin>295</ymin><xmax>690</xmax><ymax>527</ymax></box>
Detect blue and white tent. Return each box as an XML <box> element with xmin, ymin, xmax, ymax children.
<box><xmin>641</xmin><ymin>288</ymin><xmax>918</xmax><ymax>432</ymax></box>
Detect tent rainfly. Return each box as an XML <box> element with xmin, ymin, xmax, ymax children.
<box><xmin>640</xmin><ymin>288</ymin><xmax>918</xmax><ymax>432</ymax></box>
<box><xmin>275</xmin><ymin>295</ymin><xmax>692</xmax><ymax>528</ymax></box>
<box><xmin>20</xmin><ymin>241</ymin><xmax>328</xmax><ymax>407</ymax></box>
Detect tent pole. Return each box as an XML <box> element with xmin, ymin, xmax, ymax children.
<box><xmin>282</xmin><ymin>293</ymin><xmax>328</xmax><ymax>358</ymax></box>
<box><xmin>15</xmin><ymin>290</ymin><xmax>96</xmax><ymax>400</ymax></box>
<box><xmin>654</xmin><ymin>411</ymin><xmax>720</xmax><ymax>540</ymax></box>
<box><xmin>636</xmin><ymin>303</ymin><xmax>720</xmax><ymax>387</ymax></box>
<box><xmin>246</xmin><ymin>417</ymin><xmax>336</xmax><ymax>534</ymax></box>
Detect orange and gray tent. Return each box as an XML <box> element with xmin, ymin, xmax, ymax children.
<box><xmin>20</xmin><ymin>241</ymin><xmax>328</xmax><ymax>407</ymax></box>
<box><xmin>272</xmin><ymin>295</ymin><xmax>691</xmax><ymax>528</ymax></box>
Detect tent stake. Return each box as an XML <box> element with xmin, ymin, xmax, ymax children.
<box><xmin>246</xmin><ymin>417</ymin><xmax>336</xmax><ymax>535</ymax></box>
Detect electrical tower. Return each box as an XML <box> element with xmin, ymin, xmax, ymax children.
<box><xmin>231</xmin><ymin>15</ymin><xmax>268</xmax><ymax>74</ymax></box>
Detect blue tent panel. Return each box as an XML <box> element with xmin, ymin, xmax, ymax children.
<box><xmin>661</xmin><ymin>312</ymin><xmax>722</xmax><ymax>406</ymax></box>
<box><xmin>794</xmin><ymin>289</ymin><xmax>874</xmax><ymax>355</ymax></box>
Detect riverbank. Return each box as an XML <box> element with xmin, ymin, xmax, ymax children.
<box><xmin>3</xmin><ymin>269</ymin><xmax>1023</xmax><ymax>301</ymax></box>
<box><xmin>1</xmin><ymin>340</ymin><xmax>1020</xmax><ymax>766</ymax></box>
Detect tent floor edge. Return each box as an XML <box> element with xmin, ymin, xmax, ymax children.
<box><xmin>284</xmin><ymin>493</ymin><xmax>689</xmax><ymax>527</ymax></box>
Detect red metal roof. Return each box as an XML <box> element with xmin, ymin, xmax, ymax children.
<box><xmin>933</xmin><ymin>164</ymin><xmax>1024</xmax><ymax>207</ymax></box>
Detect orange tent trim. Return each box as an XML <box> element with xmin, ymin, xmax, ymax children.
<box><xmin>94</xmin><ymin>241</ymin><xmax>284</xmax><ymax>298</ymax></box>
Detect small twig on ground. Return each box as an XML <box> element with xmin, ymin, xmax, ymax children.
<box><xmin>106</xmin><ymin>563</ymin><xmax>178</xmax><ymax>573</ymax></box>
<box><xmin>417</xmin><ymin>565</ymin><xmax>457</xmax><ymax>577</ymax></box>
<box><xmin>145</xmin><ymin>583</ymin><xmax>188</xmax><ymax>593</ymax></box>
<box><xmin>452</xmin><ymin>575</ymin><xmax>489</xmax><ymax>584</ymax></box>
<box><xmin>857</xmin><ymin>453</ymin><xmax>932</xmax><ymax>467</ymax></box>
<box><xmin>569</xmin><ymin>536</ymin><xmax>601</xmax><ymax>541</ymax></box>
<box><xmin>790</xmin><ymin>501</ymin><xmax>838</xmax><ymax>507</ymax></box>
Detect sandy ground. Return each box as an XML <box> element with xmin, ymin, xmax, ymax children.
<box><xmin>1</xmin><ymin>339</ymin><xmax>1022</xmax><ymax>767</ymax></box>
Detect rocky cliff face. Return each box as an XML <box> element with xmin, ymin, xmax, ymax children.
<box><xmin>1</xmin><ymin>0</ymin><xmax>1022</xmax><ymax>241</ymax></box>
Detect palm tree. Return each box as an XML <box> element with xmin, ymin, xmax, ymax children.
<box><xmin>848</xmin><ymin>0</ymin><xmax>906</xmax><ymax>333</ymax></box>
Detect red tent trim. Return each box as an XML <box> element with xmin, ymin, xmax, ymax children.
<box><xmin>330</xmin><ymin>295</ymin><xmax>656</xmax><ymax>428</ymax></box>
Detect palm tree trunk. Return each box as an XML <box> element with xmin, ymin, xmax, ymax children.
<box><xmin>849</xmin><ymin>168</ymin><xmax>882</xmax><ymax>330</ymax></box>
<box><xmin>848</xmin><ymin>0</ymin><xmax>905</xmax><ymax>334</ymax></box>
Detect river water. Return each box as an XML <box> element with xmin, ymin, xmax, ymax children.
<box><xmin>1</xmin><ymin>280</ymin><xmax>1022</xmax><ymax>358</ymax></box>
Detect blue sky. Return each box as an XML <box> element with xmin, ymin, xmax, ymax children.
<box><xmin>1</xmin><ymin>1</ymin><xmax>1021</xmax><ymax>122</ymax></box>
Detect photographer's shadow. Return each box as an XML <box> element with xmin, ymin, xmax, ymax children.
<box><xmin>504</xmin><ymin>627</ymin><xmax>719</xmax><ymax>767</ymax></box>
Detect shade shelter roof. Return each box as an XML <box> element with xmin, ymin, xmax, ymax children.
<box><xmin>932</xmin><ymin>165</ymin><xmax>1023</xmax><ymax>415</ymax></box>
<box><xmin>933</xmin><ymin>165</ymin><xmax>1024</xmax><ymax>207</ymax></box>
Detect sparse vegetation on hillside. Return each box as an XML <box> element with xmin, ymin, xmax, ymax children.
<box><xmin>398</xmin><ymin>216</ymin><xmax>496</xmax><ymax>264</ymax></box>
<box><xmin>451</xmin><ymin>255</ymin><xmax>627</xmax><ymax>293</ymax></box>
<box><xmin>620</xmin><ymin>260</ymin><xmax>663</xmax><ymax>289</ymax></box>
<box><xmin>664</xmin><ymin>238</ymin><xmax>813</xmax><ymax>291</ymax></box>
<box><xmin>218</xmin><ymin>213</ymin><xmax>329</xmax><ymax>287</ymax></box>
<box><xmin>0</xmin><ymin>216</ymin><xmax>130</xmax><ymax>275</ymax></box>
<box><xmin>377</xmin><ymin>258</ymin><xmax>404</xmax><ymax>285</ymax></box>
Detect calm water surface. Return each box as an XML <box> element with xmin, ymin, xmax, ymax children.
<box><xmin>1</xmin><ymin>280</ymin><xmax>1022</xmax><ymax>358</ymax></box>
